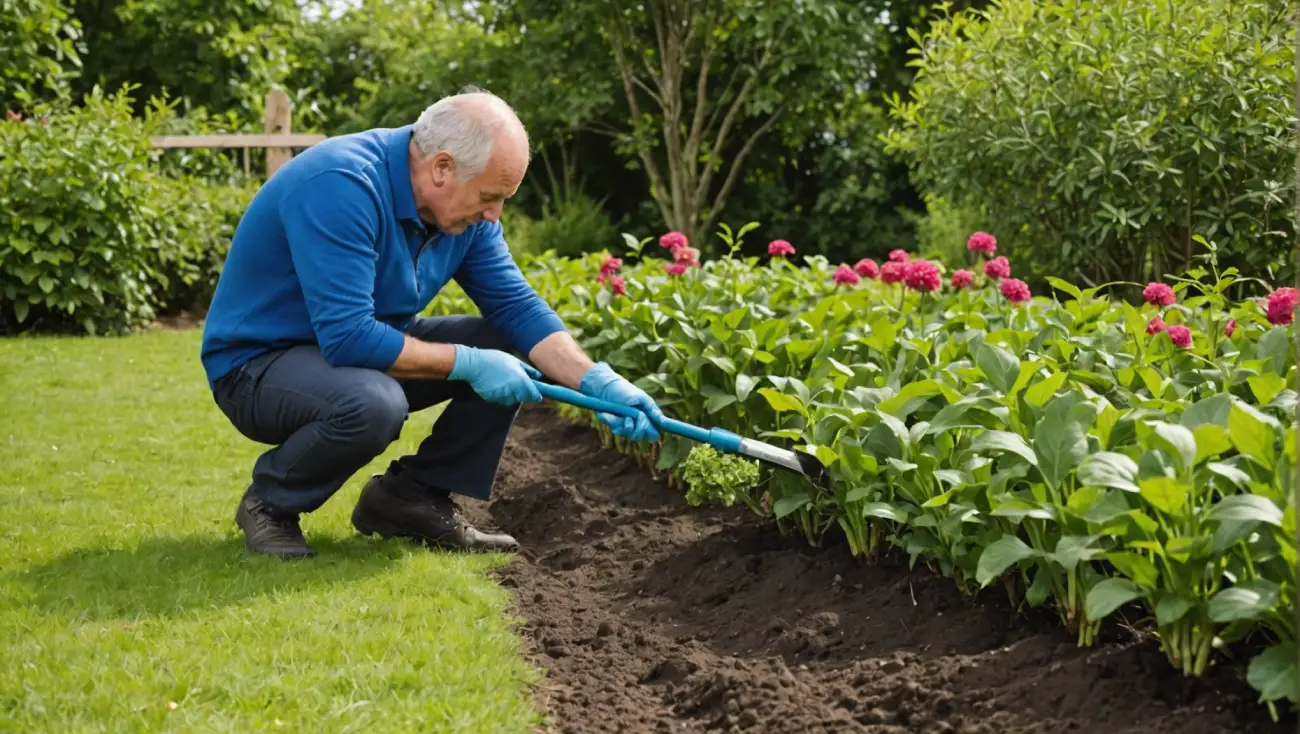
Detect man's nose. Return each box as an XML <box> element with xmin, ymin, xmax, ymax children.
<box><xmin>482</xmin><ymin>203</ymin><xmax>503</xmax><ymax>223</ymax></box>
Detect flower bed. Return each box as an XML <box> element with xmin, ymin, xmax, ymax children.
<box><xmin>429</xmin><ymin>226</ymin><xmax>1297</xmax><ymax>717</ymax></box>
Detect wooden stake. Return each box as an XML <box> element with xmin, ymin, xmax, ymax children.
<box><xmin>264</xmin><ymin>89</ymin><xmax>293</xmax><ymax>179</ymax></box>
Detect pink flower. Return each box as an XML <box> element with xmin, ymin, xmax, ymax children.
<box><xmin>1000</xmin><ymin>278</ymin><xmax>1031</xmax><ymax>304</ymax></box>
<box><xmin>950</xmin><ymin>270</ymin><xmax>974</xmax><ymax>289</ymax></box>
<box><xmin>5</xmin><ymin>110</ymin><xmax>20</xmax><ymax>122</ymax></box>
<box><xmin>880</xmin><ymin>261</ymin><xmax>905</xmax><ymax>284</ymax></box>
<box><xmin>609</xmin><ymin>275</ymin><xmax>626</xmax><ymax>296</ymax></box>
<box><xmin>665</xmin><ymin>262</ymin><xmax>688</xmax><ymax>276</ymax></box>
<box><xmin>1167</xmin><ymin>325</ymin><xmax>1192</xmax><ymax>348</ymax></box>
<box><xmin>660</xmin><ymin>231</ymin><xmax>688</xmax><ymax>252</ymax></box>
<box><xmin>1146</xmin><ymin>316</ymin><xmax>1167</xmax><ymax>335</ymax></box>
<box><xmin>853</xmin><ymin>258</ymin><xmax>879</xmax><ymax>279</ymax></box>
<box><xmin>767</xmin><ymin>239</ymin><xmax>795</xmax><ymax>257</ymax></box>
<box><xmin>673</xmin><ymin>246</ymin><xmax>700</xmax><ymax>267</ymax></box>
<box><xmin>1265</xmin><ymin>287</ymin><xmax>1298</xmax><ymax>325</ymax></box>
<box><xmin>601</xmin><ymin>256</ymin><xmax>622</xmax><ymax>275</ymax></box>
<box><xmin>832</xmin><ymin>265</ymin><xmax>860</xmax><ymax>286</ymax></box>
<box><xmin>888</xmin><ymin>249</ymin><xmax>910</xmax><ymax>264</ymax></box>
<box><xmin>903</xmin><ymin>260</ymin><xmax>942</xmax><ymax>292</ymax></box>
<box><xmin>967</xmin><ymin>231</ymin><xmax>997</xmax><ymax>254</ymax></box>
<box><xmin>1225</xmin><ymin>318</ymin><xmax>1236</xmax><ymax>337</ymax></box>
<box><xmin>983</xmin><ymin>256</ymin><xmax>1010</xmax><ymax>280</ymax></box>
<box><xmin>1143</xmin><ymin>282</ymin><xmax>1176</xmax><ymax>307</ymax></box>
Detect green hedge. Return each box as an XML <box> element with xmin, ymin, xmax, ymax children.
<box><xmin>885</xmin><ymin>0</ymin><xmax>1297</xmax><ymax>287</ymax></box>
<box><xmin>0</xmin><ymin>87</ymin><xmax>254</xmax><ymax>335</ymax></box>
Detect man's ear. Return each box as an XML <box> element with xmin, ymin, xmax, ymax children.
<box><xmin>429</xmin><ymin>152</ymin><xmax>456</xmax><ymax>187</ymax></box>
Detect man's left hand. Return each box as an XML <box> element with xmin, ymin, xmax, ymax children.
<box><xmin>579</xmin><ymin>362</ymin><xmax>663</xmax><ymax>442</ymax></box>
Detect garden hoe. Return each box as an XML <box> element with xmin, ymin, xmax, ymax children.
<box><xmin>532</xmin><ymin>380</ymin><xmax>832</xmax><ymax>490</ymax></box>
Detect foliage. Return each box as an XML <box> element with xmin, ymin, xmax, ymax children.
<box><xmin>0</xmin><ymin>87</ymin><xmax>254</xmax><ymax>335</ymax></box>
<box><xmin>680</xmin><ymin>444</ymin><xmax>761</xmax><ymax>512</ymax></box>
<box><xmin>0</xmin><ymin>0</ymin><xmax>84</xmax><ymax>110</ymax></box>
<box><xmin>428</xmin><ymin>226</ymin><xmax>1298</xmax><ymax>717</ymax></box>
<box><xmin>885</xmin><ymin>0</ymin><xmax>1298</xmax><ymax>287</ymax></box>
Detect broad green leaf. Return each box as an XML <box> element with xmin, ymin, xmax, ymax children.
<box><xmin>1207</xmin><ymin>494</ymin><xmax>1284</xmax><ymax>527</ymax></box>
<box><xmin>876</xmin><ymin>379</ymin><xmax>943</xmax><ymax>419</ymax></box>
<box><xmin>1026</xmin><ymin>565</ymin><xmax>1053</xmax><ymax>607</ymax></box>
<box><xmin>1045</xmin><ymin>276</ymin><xmax>1082</xmax><ymax>300</ymax></box>
<box><xmin>1085</xmin><ymin>578</ymin><xmax>1145</xmax><ymax>621</ymax></box>
<box><xmin>1077</xmin><ymin>452</ymin><xmax>1139</xmax><ymax>492</ymax></box>
<box><xmin>1106</xmin><ymin>552</ymin><xmax>1160</xmax><ymax>589</ymax></box>
<box><xmin>773</xmin><ymin>494</ymin><xmax>811</xmax><ymax>519</ymax></box>
<box><xmin>1145</xmin><ymin>421</ymin><xmax>1197</xmax><ymax>473</ymax></box>
<box><xmin>1228</xmin><ymin>401</ymin><xmax>1277</xmax><ymax>469</ymax></box>
<box><xmin>1093</xmin><ymin>403</ymin><xmax>1119</xmax><ymax>448</ymax></box>
<box><xmin>1256</xmin><ymin>327</ymin><xmax>1291</xmax><ymax>373</ymax></box>
<box><xmin>1052</xmin><ymin>535</ymin><xmax>1103</xmax><ymax>571</ymax></box>
<box><xmin>1179</xmin><ymin>393</ymin><xmax>1232</xmax><ymax>429</ymax></box>
<box><xmin>1155</xmin><ymin>593</ymin><xmax>1194</xmax><ymax>627</ymax></box>
<box><xmin>1207</xmin><ymin>580</ymin><xmax>1280</xmax><ymax>623</ymax></box>
<box><xmin>990</xmin><ymin>497</ymin><xmax>1056</xmax><ymax>520</ymax></box>
<box><xmin>861</xmin><ymin>502</ymin><xmax>909</xmax><ymax>522</ymax></box>
<box><xmin>971</xmin><ymin>431</ymin><xmax>1038</xmax><ymax>466</ymax></box>
<box><xmin>706</xmin><ymin>394</ymin><xmax>738</xmax><ymax>414</ymax></box>
<box><xmin>1192</xmin><ymin>424</ymin><xmax>1232</xmax><ymax>464</ymax></box>
<box><xmin>973</xmin><ymin>341</ymin><xmax>1020</xmax><ymax>395</ymax></box>
<box><xmin>1206</xmin><ymin>461</ymin><xmax>1252</xmax><ymax>487</ymax></box>
<box><xmin>735</xmin><ymin>374</ymin><xmax>758</xmax><ymax>402</ymax></box>
<box><xmin>1033</xmin><ymin>395</ymin><xmax>1092</xmax><ymax>488</ymax></box>
<box><xmin>1247</xmin><ymin>374</ymin><xmax>1287</xmax><ymax>406</ymax></box>
<box><xmin>758</xmin><ymin>388</ymin><xmax>804</xmax><ymax>414</ymax></box>
<box><xmin>976</xmin><ymin>535</ymin><xmax>1038</xmax><ymax>586</ymax></box>
<box><xmin>1247</xmin><ymin>643</ymin><xmax>1298</xmax><ymax>703</ymax></box>
<box><xmin>1023</xmin><ymin>371</ymin><xmax>1068</xmax><ymax>407</ymax></box>
<box><xmin>1139</xmin><ymin>476</ymin><xmax>1188</xmax><ymax>516</ymax></box>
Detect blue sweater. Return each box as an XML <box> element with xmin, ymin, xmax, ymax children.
<box><xmin>199</xmin><ymin>124</ymin><xmax>567</xmax><ymax>386</ymax></box>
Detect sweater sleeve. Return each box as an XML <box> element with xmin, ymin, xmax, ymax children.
<box><xmin>280</xmin><ymin>171</ymin><xmax>407</xmax><ymax>370</ymax></box>
<box><xmin>454</xmin><ymin>220</ymin><xmax>567</xmax><ymax>354</ymax></box>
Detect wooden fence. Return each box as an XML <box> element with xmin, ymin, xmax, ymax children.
<box><xmin>149</xmin><ymin>90</ymin><xmax>326</xmax><ymax>177</ymax></box>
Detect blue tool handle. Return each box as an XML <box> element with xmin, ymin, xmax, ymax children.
<box><xmin>532</xmin><ymin>380</ymin><xmax>743</xmax><ymax>453</ymax></box>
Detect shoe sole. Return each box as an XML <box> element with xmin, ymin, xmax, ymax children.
<box><xmin>352</xmin><ymin>508</ymin><xmax>515</xmax><ymax>553</ymax></box>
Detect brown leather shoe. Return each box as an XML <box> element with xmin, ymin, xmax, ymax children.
<box><xmin>350</xmin><ymin>473</ymin><xmax>519</xmax><ymax>552</ymax></box>
<box><xmin>235</xmin><ymin>488</ymin><xmax>314</xmax><ymax>559</ymax></box>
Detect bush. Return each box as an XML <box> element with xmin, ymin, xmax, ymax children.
<box><xmin>885</xmin><ymin>0</ymin><xmax>1297</xmax><ymax>287</ymax></box>
<box><xmin>1</xmin><ymin>0</ymin><xmax>84</xmax><ymax>110</ymax></box>
<box><xmin>518</xmin><ymin>191</ymin><xmax>620</xmax><ymax>258</ymax></box>
<box><xmin>0</xmin><ymin>86</ymin><xmax>254</xmax><ymax>335</ymax></box>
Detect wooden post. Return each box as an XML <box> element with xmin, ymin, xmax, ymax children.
<box><xmin>264</xmin><ymin>89</ymin><xmax>293</xmax><ymax>178</ymax></box>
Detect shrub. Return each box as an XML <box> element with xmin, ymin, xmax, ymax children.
<box><xmin>522</xmin><ymin>191</ymin><xmax>620</xmax><ymax>258</ymax></box>
<box><xmin>0</xmin><ymin>0</ymin><xmax>84</xmax><ymax>110</ymax></box>
<box><xmin>0</xmin><ymin>86</ymin><xmax>254</xmax><ymax>335</ymax></box>
<box><xmin>885</xmin><ymin>0</ymin><xmax>1297</xmax><ymax>287</ymax></box>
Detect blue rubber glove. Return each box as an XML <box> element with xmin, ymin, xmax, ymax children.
<box><xmin>448</xmin><ymin>345</ymin><xmax>543</xmax><ymax>406</ymax></box>
<box><xmin>579</xmin><ymin>362</ymin><xmax>663</xmax><ymax>442</ymax></box>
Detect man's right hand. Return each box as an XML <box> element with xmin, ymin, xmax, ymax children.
<box><xmin>448</xmin><ymin>345</ymin><xmax>543</xmax><ymax>405</ymax></box>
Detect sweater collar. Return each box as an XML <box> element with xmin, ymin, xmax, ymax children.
<box><xmin>386</xmin><ymin>125</ymin><xmax>422</xmax><ymax>225</ymax></box>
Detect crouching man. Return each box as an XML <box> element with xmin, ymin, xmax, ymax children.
<box><xmin>199</xmin><ymin>90</ymin><xmax>661</xmax><ymax>559</ymax></box>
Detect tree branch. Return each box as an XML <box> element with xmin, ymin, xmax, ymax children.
<box><xmin>603</xmin><ymin>18</ymin><xmax>673</xmax><ymax>226</ymax></box>
<box><xmin>701</xmin><ymin>102</ymin><xmax>789</xmax><ymax>237</ymax></box>
<box><xmin>684</xmin><ymin>0</ymin><xmax>717</xmax><ymax>170</ymax></box>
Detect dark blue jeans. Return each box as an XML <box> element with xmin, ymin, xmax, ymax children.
<box><xmin>211</xmin><ymin>315</ymin><xmax>522</xmax><ymax>516</ymax></box>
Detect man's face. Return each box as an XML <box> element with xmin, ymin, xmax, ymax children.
<box><xmin>413</xmin><ymin>139</ymin><xmax>526</xmax><ymax>235</ymax></box>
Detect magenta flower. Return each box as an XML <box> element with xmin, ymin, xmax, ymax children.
<box><xmin>950</xmin><ymin>270</ymin><xmax>974</xmax><ymax>289</ymax></box>
<box><xmin>967</xmin><ymin>231</ymin><xmax>997</xmax><ymax>254</ymax></box>
<box><xmin>660</xmin><ymin>231</ymin><xmax>688</xmax><ymax>252</ymax></box>
<box><xmin>983</xmin><ymin>256</ymin><xmax>1010</xmax><ymax>280</ymax></box>
<box><xmin>832</xmin><ymin>265</ymin><xmax>860</xmax><ymax>286</ymax></box>
<box><xmin>1146</xmin><ymin>316</ymin><xmax>1167</xmax><ymax>335</ymax></box>
<box><xmin>767</xmin><ymin>239</ymin><xmax>795</xmax><ymax>257</ymax></box>
<box><xmin>888</xmin><ymin>249</ymin><xmax>909</xmax><ymax>264</ymax></box>
<box><xmin>903</xmin><ymin>260</ymin><xmax>942</xmax><ymax>292</ymax></box>
<box><xmin>609</xmin><ymin>275</ymin><xmax>626</xmax><ymax>296</ymax></box>
<box><xmin>1143</xmin><ymin>282</ymin><xmax>1176</xmax><ymax>307</ymax></box>
<box><xmin>1000</xmin><ymin>278</ymin><xmax>1031</xmax><ymax>304</ymax></box>
<box><xmin>880</xmin><ymin>261</ymin><xmax>905</xmax><ymax>284</ymax></box>
<box><xmin>1265</xmin><ymin>287</ymin><xmax>1298</xmax><ymax>325</ymax></box>
<box><xmin>665</xmin><ymin>262</ymin><xmax>688</xmax><ymax>276</ymax></box>
<box><xmin>601</xmin><ymin>256</ymin><xmax>622</xmax><ymax>275</ymax></box>
<box><xmin>1225</xmin><ymin>318</ymin><xmax>1236</xmax><ymax>337</ymax></box>
<box><xmin>673</xmin><ymin>246</ymin><xmax>700</xmax><ymax>267</ymax></box>
<box><xmin>1167</xmin><ymin>324</ymin><xmax>1192</xmax><ymax>348</ymax></box>
<box><xmin>853</xmin><ymin>258</ymin><xmax>879</xmax><ymax>279</ymax></box>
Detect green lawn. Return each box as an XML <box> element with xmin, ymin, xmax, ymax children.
<box><xmin>0</xmin><ymin>328</ymin><xmax>544</xmax><ymax>733</ymax></box>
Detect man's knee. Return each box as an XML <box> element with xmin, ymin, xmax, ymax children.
<box><xmin>332</xmin><ymin>375</ymin><xmax>409</xmax><ymax>451</ymax></box>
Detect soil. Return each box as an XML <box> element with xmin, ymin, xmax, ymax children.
<box><xmin>465</xmin><ymin>405</ymin><xmax>1294</xmax><ymax>734</ymax></box>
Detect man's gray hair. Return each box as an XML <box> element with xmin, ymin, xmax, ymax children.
<box><xmin>411</xmin><ymin>86</ymin><xmax>526</xmax><ymax>179</ymax></box>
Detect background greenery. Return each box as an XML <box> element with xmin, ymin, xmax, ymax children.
<box><xmin>0</xmin><ymin>0</ymin><xmax>1295</xmax><ymax>331</ymax></box>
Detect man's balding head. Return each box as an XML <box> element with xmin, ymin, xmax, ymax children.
<box><xmin>408</xmin><ymin>89</ymin><xmax>530</xmax><ymax>234</ymax></box>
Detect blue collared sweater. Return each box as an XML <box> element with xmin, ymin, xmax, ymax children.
<box><xmin>199</xmin><ymin>124</ymin><xmax>566</xmax><ymax>386</ymax></box>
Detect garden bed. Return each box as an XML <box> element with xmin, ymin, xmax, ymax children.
<box><xmin>468</xmin><ymin>406</ymin><xmax>1291</xmax><ymax>734</ymax></box>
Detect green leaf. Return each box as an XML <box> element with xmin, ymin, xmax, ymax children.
<box><xmin>1155</xmin><ymin>593</ymin><xmax>1195</xmax><ymax>627</ymax></box>
<box><xmin>971</xmin><ymin>431</ymin><xmax>1038</xmax><ymax>466</ymax></box>
<box><xmin>1033</xmin><ymin>395</ymin><xmax>1092</xmax><ymax>488</ymax></box>
<box><xmin>1045</xmin><ymin>276</ymin><xmax>1082</xmax><ymax>300</ymax></box>
<box><xmin>1207</xmin><ymin>494</ymin><xmax>1284</xmax><ymax>527</ymax></box>
<box><xmin>976</xmin><ymin>535</ymin><xmax>1038</xmax><ymax>586</ymax></box>
<box><xmin>1052</xmin><ymin>535</ymin><xmax>1103</xmax><ymax>571</ymax></box>
<box><xmin>1023</xmin><ymin>371</ymin><xmax>1068</xmax><ymax>407</ymax></box>
<box><xmin>706</xmin><ymin>394</ymin><xmax>738</xmax><ymax>414</ymax></box>
<box><xmin>735</xmin><ymin>374</ymin><xmax>758</xmax><ymax>402</ymax></box>
<box><xmin>1179</xmin><ymin>393</ymin><xmax>1232</xmax><ymax>429</ymax></box>
<box><xmin>1207</xmin><ymin>580</ymin><xmax>1280</xmax><ymax>623</ymax></box>
<box><xmin>973</xmin><ymin>341</ymin><xmax>1020</xmax><ymax>395</ymax></box>
<box><xmin>1247</xmin><ymin>643</ymin><xmax>1298</xmax><ymax>703</ymax></box>
<box><xmin>1247</xmin><ymin>374</ymin><xmax>1287</xmax><ymax>406</ymax></box>
<box><xmin>773</xmin><ymin>494</ymin><xmax>810</xmax><ymax>519</ymax></box>
<box><xmin>1139</xmin><ymin>477</ymin><xmax>1188</xmax><ymax>516</ymax></box>
<box><xmin>1146</xmin><ymin>421</ymin><xmax>1197</xmax><ymax>473</ymax></box>
<box><xmin>1191</xmin><ymin>424</ymin><xmax>1232</xmax><ymax>464</ymax></box>
<box><xmin>1107</xmin><ymin>552</ymin><xmax>1160</xmax><ymax>589</ymax></box>
<box><xmin>1077</xmin><ymin>452</ymin><xmax>1139</xmax><ymax>492</ymax></box>
<box><xmin>1085</xmin><ymin>578</ymin><xmax>1145</xmax><ymax>621</ymax></box>
<box><xmin>1228</xmin><ymin>401</ymin><xmax>1277</xmax><ymax>469</ymax></box>
<box><xmin>757</xmin><ymin>388</ymin><xmax>804</xmax><ymax>414</ymax></box>
<box><xmin>13</xmin><ymin>300</ymin><xmax>29</xmax><ymax>323</ymax></box>
<box><xmin>861</xmin><ymin>502</ymin><xmax>909</xmax><ymax>522</ymax></box>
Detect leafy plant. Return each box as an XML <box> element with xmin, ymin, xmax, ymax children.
<box><xmin>680</xmin><ymin>444</ymin><xmax>762</xmax><ymax>514</ymax></box>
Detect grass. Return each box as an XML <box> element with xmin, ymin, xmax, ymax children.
<box><xmin>0</xmin><ymin>328</ymin><xmax>544</xmax><ymax>733</ymax></box>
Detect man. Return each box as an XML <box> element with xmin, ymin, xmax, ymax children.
<box><xmin>200</xmin><ymin>90</ymin><xmax>662</xmax><ymax>559</ymax></box>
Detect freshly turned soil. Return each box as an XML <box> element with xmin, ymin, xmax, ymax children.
<box><xmin>464</xmin><ymin>405</ymin><xmax>1293</xmax><ymax>734</ymax></box>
